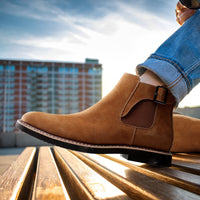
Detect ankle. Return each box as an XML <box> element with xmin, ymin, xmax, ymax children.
<box><xmin>140</xmin><ymin>70</ymin><xmax>164</xmax><ymax>86</ymax></box>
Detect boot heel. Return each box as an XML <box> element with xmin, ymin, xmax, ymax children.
<box><xmin>121</xmin><ymin>149</ymin><xmax>172</xmax><ymax>167</ymax></box>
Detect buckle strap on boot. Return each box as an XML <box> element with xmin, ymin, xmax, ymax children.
<box><xmin>153</xmin><ymin>86</ymin><xmax>168</xmax><ymax>105</ymax></box>
<box><xmin>122</xmin><ymin>82</ymin><xmax>175</xmax><ymax>117</ymax></box>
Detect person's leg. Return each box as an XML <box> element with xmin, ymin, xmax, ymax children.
<box><xmin>137</xmin><ymin>9</ymin><xmax>200</xmax><ymax>153</ymax></box>
<box><xmin>16</xmin><ymin>7</ymin><xmax>200</xmax><ymax>167</ymax></box>
<box><xmin>140</xmin><ymin>70</ymin><xmax>165</xmax><ymax>86</ymax></box>
<box><xmin>137</xmin><ymin>10</ymin><xmax>200</xmax><ymax>105</ymax></box>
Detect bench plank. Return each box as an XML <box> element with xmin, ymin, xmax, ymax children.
<box><xmin>101</xmin><ymin>154</ymin><xmax>200</xmax><ymax>195</ymax></box>
<box><xmin>32</xmin><ymin>147</ymin><xmax>70</xmax><ymax>200</ymax></box>
<box><xmin>173</xmin><ymin>154</ymin><xmax>200</xmax><ymax>163</ymax></box>
<box><xmin>54</xmin><ymin>147</ymin><xmax>132</xmax><ymax>200</ymax></box>
<box><xmin>1</xmin><ymin>147</ymin><xmax>199</xmax><ymax>200</ymax></box>
<box><xmin>0</xmin><ymin>147</ymin><xmax>36</xmax><ymax>200</ymax></box>
<box><xmin>172</xmin><ymin>154</ymin><xmax>200</xmax><ymax>175</ymax></box>
<box><xmin>71</xmin><ymin>151</ymin><xmax>200</xmax><ymax>200</ymax></box>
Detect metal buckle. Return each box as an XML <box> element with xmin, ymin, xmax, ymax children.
<box><xmin>153</xmin><ymin>86</ymin><xmax>168</xmax><ymax>105</ymax></box>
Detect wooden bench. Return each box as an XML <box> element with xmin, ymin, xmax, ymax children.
<box><xmin>0</xmin><ymin>146</ymin><xmax>200</xmax><ymax>200</ymax></box>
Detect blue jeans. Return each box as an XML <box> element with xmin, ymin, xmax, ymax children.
<box><xmin>137</xmin><ymin>10</ymin><xmax>200</xmax><ymax>105</ymax></box>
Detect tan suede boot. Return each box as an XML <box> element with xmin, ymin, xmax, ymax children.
<box><xmin>16</xmin><ymin>73</ymin><xmax>175</xmax><ymax>166</ymax></box>
<box><xmin>171</xmin><ymin>113</ymin><xmax>200</xmax><ymax>152</ymax></box>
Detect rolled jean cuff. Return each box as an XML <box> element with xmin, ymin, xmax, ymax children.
<box><xmin>136</xmin><ymin>57</ymin><xmax>189</xmax><ymax>105</ymax></box>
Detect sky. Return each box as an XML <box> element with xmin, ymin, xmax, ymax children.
<box><xmin>0</xmin><ymin>0</ymin><xmax>199</xmax><ymax>107</ymax></box>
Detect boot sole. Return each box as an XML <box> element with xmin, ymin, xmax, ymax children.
<box><xmin>16</xmin><ymin>120</ymin><xmax>172</xmax><ymax>167</ymax></box>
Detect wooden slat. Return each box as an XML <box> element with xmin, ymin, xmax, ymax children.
<box><xmin>173</xmin><ymin>154</ymin><xmax>200</xmax><ymax>164</ymax></box>
<box><xmin>70</xmin><ymin>151</ymin><xmax>200</xmax><ymax>200</ymax></box>
<box><xmin>1</xmin><ymin>147</ymin><xmax>199</xmax><ymax>200</ymax></box>
<box><xmin>32</xmin><ymin>147</ymin><xmax>70</xmax><ymax>200</ymax></box>
<box><xmin>53</xmin><ymin>147</ymin><xmax>132</xmax><ymax>200</ymax></box>
<box><xmin>172</xmin><ymin>154</ymin><xmax>200</xmax><ymax>175</ymax></box>
<box><xmin>175</xmin><ymin>153</ymin><xmax>200</xmax><ymax>158</ymax></box>
<box><xmin>0</xmin><ymin>147</ymin><xmax>36</xmax><ymax>200</ymax></box>
<box><xmin>99</xmin><ymin>154</ymin><xmax>200</xmax><ymax>195</ymax></box>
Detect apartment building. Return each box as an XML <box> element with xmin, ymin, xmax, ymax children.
<box><xmin>0</xmin><ymin>59</ymin><xmax>102</xmax><ymax>134</ymax></box>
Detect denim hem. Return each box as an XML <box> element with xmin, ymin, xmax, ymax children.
<box><xmin>136</xmin><ymin>58</ymin><xmax>189</xmax><ymax>105</ymax></box>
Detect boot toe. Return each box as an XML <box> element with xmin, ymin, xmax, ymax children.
<box><xmin>21</xmin><ymin>111</ymin><xmax>39</xmax><ymax>123</ymax></box>
<box><xmin>20</xmin><ymin>111</ymin><xmax>75</xmax><ymax>138</ymax></box>
<box><xmin>21</xmin><ymin>111</ymin><xmax>49</xmax><ymax>131</ymax></box>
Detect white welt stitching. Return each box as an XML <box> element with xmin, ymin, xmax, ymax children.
<box><xmin>17</xmin><ymin>120</ymin><xmax>170</xmax><ymax>155</ymax></box>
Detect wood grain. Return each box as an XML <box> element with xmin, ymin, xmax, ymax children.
<box><xmin>172</xmin><ymin>154</ymin><xmax>200</xmax><ymax>175</ymax></box>
<box><xmin>0</xmin><ymin>147</ymin><xmax>36</xmax><ymax>200</ymax></box>
<box><xmin>53</xmin><ymin>147</ymin><xmax>131</xmax><ymax>200</ymax></box>
<box><xmin>70</xmin><ymin>151</ymin><xmax>200</xmax><ymax>200</ymax></box>
<box><xmin>1</xmin><ymin>147</ymin><xmax>200</xmax><ymax>200</ymax></box>
<box><xmin>32</xmin><ymin>147</ymin><xmax>70</xmax><ymax>200</ymax></box>
<box><xmin>100</xmin><ymin>154</ymin><xmax>200</xmax><ymax>195</ymax></box>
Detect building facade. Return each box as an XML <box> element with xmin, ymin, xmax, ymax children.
<box><xmin>0</xmin><ymin>59</ymin><xmax>102</xmax><ymax>134</ymax></box>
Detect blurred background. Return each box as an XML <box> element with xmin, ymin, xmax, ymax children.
<box><xmin>0</xmin><ymin>0</ymin><xmax>199</xmax><ymax>148</ymax></box>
